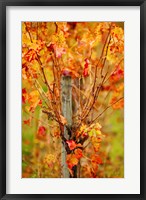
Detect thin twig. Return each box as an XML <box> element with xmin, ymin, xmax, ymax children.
<box><xmin>89</xmin><ymin>96</ymin><xmax>124</xmax><ymax>126</ymax></box>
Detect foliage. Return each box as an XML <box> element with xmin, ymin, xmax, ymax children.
<box><xmin>22</xmin><ymin>22</ymin><xmax>124</xmax><ymax>178</ymax></box>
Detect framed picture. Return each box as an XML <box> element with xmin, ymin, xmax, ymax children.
<box><xmin>0</xmin><ymin>0</ymin><xmax>145</xmax><ymax>199</ymax></box>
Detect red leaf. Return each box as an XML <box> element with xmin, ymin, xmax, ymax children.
<box><xmin>23</xmin><ymin>119</ymin><xmax>31</xmax><ymax>125</ymax></box>
<box><xmin>37</xmin><ymin>126</ymin><xmax>46</xmax><ymax>137</ymax></box>
<box><xmin>66</xmin><ymin>140</ymin><xmax>77</xmax><ymax>150</ymax></box>
<box><xmin>22</xmin><ymin>88</ymin><xmax>27</xmax><ymax>104</ymax></box>
<box><xmin>84</xmin><ymin>58</ymin><xmax>89</xmax><ymax>68</ymax></box>
<box><xmin>22</xmin><ymin>88</ymin><xmax>27</xmax><ymax>94</ymax></box>
<box><xmin>83</xmin><ymin>67</ymin><xmax>89</xmax><ymax>77</ymax></box>
<box><xmin>38</xmin><ymin>99</ymin><xmax>42</xmax><ymax>107</ymax></box>
<box><xmin>22</xmin><ymin>96</ymin><xmax>26</xmax><ymax>104</ymax></box>
<box><xmin>47</xmin><ymin>43</ymin><xmax>54</xmax><ymax>51</ymax></box>
<box><xmin>83</xmin><ymin>58</ymin><xmax>89</xmax><ymax>77</ymax></box>
<box><xmin>82</xmin><ymin>132</ymin><xmax>88</xmax><ymax>137</ymax></box>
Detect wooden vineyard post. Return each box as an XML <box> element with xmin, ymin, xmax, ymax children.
<box><xmin>61</xmin><ymin>76</ymin><xmax>72</xmax><ymax>178</ymax></box>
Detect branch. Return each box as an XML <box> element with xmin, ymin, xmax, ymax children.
<box><xmin>23</xmin><ymin>109</ymin><xmax>54</xmax><ymax>128</ymax></box>
<box><xmin>80</xmin><ymin>23</ymin><xmax>113</xmax><ymax>119</ymax></box>
<box><xmin>100</xmin><ymin>35</ymin><xmax>112</xmax><ymax>77</ymax></box>
<box><xmin>89</xmin><ymin>96</ymin><xmax>124</xmax><ymax>126</ymax></box>
<box><xmin>42</xmin><ymin>110</ymin><xmax>64</xmax><ymax>128</ymax></box>
<box><xmin>36</xmin><ymin>55</ymin><xmax>63</xmax><ymax>127</ymax></box>
<box><xmin>104</xmin><ymin>57</ymin><xmax>124</xmax><ymax>84</ymax></box>
<box><xmin>26</xmin><ymin>66</ymin><xmax>52</xmax><ymax>110</ymax></box>
<box><xmin>80</xmin><ymin>71</ymin><xmax>108</xmax><ymax>123</ymax></box>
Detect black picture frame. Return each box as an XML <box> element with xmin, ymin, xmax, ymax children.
<box><xmin>0</xmin><ymin>0</ymin><xmax>145</xmax><ymax>199</ymax></box>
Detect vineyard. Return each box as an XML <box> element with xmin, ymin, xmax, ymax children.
<box><xmin>22</xmin><ymin>22</ymin><xmax>124</xmax><ymax>178</ymax></box>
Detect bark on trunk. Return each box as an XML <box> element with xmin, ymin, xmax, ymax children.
<box><xmin>61</xmin><ymin>76</ymin><xmax>72</xmax><ymax>178</ymax></box>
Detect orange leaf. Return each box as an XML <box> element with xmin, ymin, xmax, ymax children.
<box><xmin>91</xmin><ymin>154</ymin><xmax>102</xmax><ymax>164</ymax></box>
<box><xmin>60</xmin><ymin>115</ymin><xmax>67</xmax><ymax>125</ymax></box>
<box><xmin>66</xmin><ymin>154</ymin><xmax>79</xmax><ymax>169</ymax></box>
<box><xmin>66</xmin><ymin>140</ymin><xmax>77</xmax><ymax>150</ymax></box>
<box><xmin>74</xmin><ymin>148</ymin><xmax>83</xmax><ymax>159</ymax></box>
<box><xmin>23</xmin><ymin>119</ymin><xmax>31</xmax><ymax>125</ymax></box>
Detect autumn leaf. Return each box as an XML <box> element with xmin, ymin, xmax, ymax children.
<box><xmin>22</xmin><ymin>96</ymin><xmax>26</xmax><ymax>104</ymax></box>
<box><xmin>60</xmin><ymin>115</ymin><xmax>67</xmax><ymax>125</ymax></box>
<box><xmin>22</xmin><ymin>22</ymin><xmax>124</xmax><ymax>178</ymax></box>
<box><xmin>24</xmin><ymin>49</ymin><xmax>38</xmax><ymax>62</ymax></box>
<box><xmin>23</xmin><ymin>119</ymin><xmax>31</xmax><ymax>125</ymax></box>
<box><xmin>38</xmin><ymin>99</ymin><xmax>42</xmax><ymax>107</ymax></box>
<box><xmin>83</xmin><ymin>67</ymin><xmax>89</xmax><ymax>77</ymax></box>
<box><xmin>22</xmin><ymin>88</ymin><xmax>27</xmax><ymax>94</ymax></box>
<box><xmin>111</xmin><ymin>97</ymin><xmax>124</xmax><ymax>109</ymax></box>
<box><xmin>27</xmin><ymin>90</ymin><xmax>40</xmax><ymax>112</ymax></box>
<box><xmin>94</xmin><ymin>122</ymin><xmax>102</xmax><ymax>130</ymax></box>
<box><xmin>84</xmin><ymin>58</ymin><xmax>89</xmax><ymax>68</ymax></box>
<box><xmin>66</xmin><ymin>140</ymin><xmax>77</xmax><ymax>150</ymax></box>
<box><xmin>74</xmin><ymin>148</ymin><xmax>83</xmax><ymax>159</ymax></box>
<box><xmin>91</xmin><ymin>136</ymin><xmax>103</xmax><ymax>152</ymax></box>
<box><xmin>44</xmin><ymin>154</ymin><xmax>56</xmax><ymax>167</ymax></box>
<box><xmin>66</xmin><ymin>148</ymin><xmax>83</xmax><ymax>176</ymax></box>
<box><xmin>83</xmin><ymin>58</ymin><xmax>89</xmax><ymax>77</ymax></box>
<box><xmin>91</xmin><ymin>154</ymin><xmax>102</xmax><ymax>164</ymax></box>
<box><xmin>37</xmin><ymin>126</ymin><xmax>47</xmax><ymax>141</ymax></box>
<box><xmin>22</xmin><ymin>88</ymin><xmax>28</xmax><ymax>104</ymax></box>
<box><xmin>66</xmin><ymin>154</ymin><xmax>79</xmax><ymax>169</ymax></box>
<box><xmin>47</xmin><ymin>43</ymin><xmax>54</xmax><ymax>52</ymax></box>
<box><xmin>110</xmin><ymin>68</ymin><xmax>124</xmax><ymax>83</ymax></box>
<box><xmin>82</xmin><ymin>132</ymin><xmax>88</xmax><ymax>137</ymax></box>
